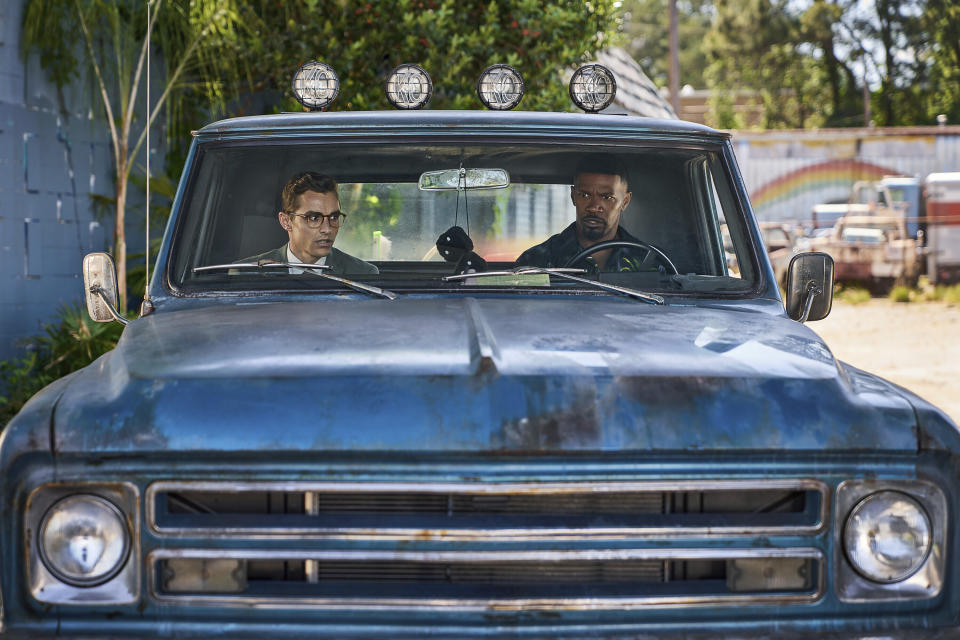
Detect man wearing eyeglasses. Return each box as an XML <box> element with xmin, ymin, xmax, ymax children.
<box><xmin>246</xmin><ymin>172</ymin><xmax>378</xmax><ymax>275</ymax></box>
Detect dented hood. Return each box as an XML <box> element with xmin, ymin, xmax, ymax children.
<box><xmin>52</xmin><ymin>297</ymin><xmax>919</xmax><ymax>453</ymax></box>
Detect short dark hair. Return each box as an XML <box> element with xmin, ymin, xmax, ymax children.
<box><xmin>573</xmin><ymin>156</ymin><xmax>629</xmax><ymax>189</ymax></box>
<box><xmin>281</xmin><ymin>172</ymin><xmax>339</xmax><ymax>212</ymax></box>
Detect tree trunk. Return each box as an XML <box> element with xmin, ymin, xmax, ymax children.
<box><xmin>820</xmin><ymin>35</ymin><xmax>842</xmax><ymax>118</ymax></box>
<box><xmin>115</xmin><ymin>164</ymin><xmax>127</xmax><ymax>314</ymax></box>
<box><xmin>877</xmin><ymin>0</ymin><xmax>896</xmax><ymax>125</ymax></box>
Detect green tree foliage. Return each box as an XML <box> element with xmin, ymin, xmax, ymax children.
<box><xmin>627</xmin><ymin>0</ymin><xmax>959</xmax><ymax>129</ymax></box>
<box><xmin>704</xmin><ymin>0</ymin><xmax>822</xmax><ymax>128</ymax></box>
<box><xmin>796</xmin><ymin>0</ymin><xmax>861</xmax><ymax>125</ymax></box>
<box><xmin>622</xmin><ymin>0</ymin><xmax>712</xmax><ymax>90</ymax></box>
<box><xmin>233</xmin><ymin>0</ymin><xmax>622</xmax><ymax>113</ymax></box>
<box><xmin>840</xmin><ymin>0</ymin><xmax>929</xmax><ymax>126</ymax></box>
<box><xmin>924</xmin><ymin>0</ymin><xmax>960</xmax><ymax>124</ymax></box>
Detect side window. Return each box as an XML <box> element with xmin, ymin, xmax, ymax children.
<box><xmin>713</xmin><ymin>191</ymin><xmax>741</xmax><ymax>279</ymax></box>
<box><xmin>695</xmin><ymin>159</ymin><xmax>742</xmax><ymax>280</ymax></box>
<box><xmin>706</xmin><ymin>154</ymin><xmax>756</xmax><ymax>285</ymax></box>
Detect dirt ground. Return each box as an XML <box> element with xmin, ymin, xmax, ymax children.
<box><xmin>811</xmin><ymin>299</ymin><xmax>960</xmax><ymax>425</ymax></box>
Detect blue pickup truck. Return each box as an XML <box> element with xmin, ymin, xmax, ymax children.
<box><xmin>1</xmin><ymin>63</ymin><xmax>957</xmax><ymax>638</ymax></box>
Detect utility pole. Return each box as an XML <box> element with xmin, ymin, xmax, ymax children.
<box><xmin>668</xmin><ymin>0</ymin><xmax>680</xmax><ymax>117</ymax></box>
<box><xmin>863</xmin><ymin>79</ymin><xmax>872</xmax><ymax>127</ymax></box>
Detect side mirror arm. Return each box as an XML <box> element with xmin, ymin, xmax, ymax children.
<box><xmin>797</xmin><ymin>280</ymin><xmax>822</xmax><ymax>324</ymax></box>
<box><xmin>89</xmin><ymin>285</ymin><xmax>129</xmax><ymax>326</ymax></box>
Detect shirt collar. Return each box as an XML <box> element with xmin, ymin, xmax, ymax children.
<box><xmin>286</xmin><ymin>245</ymin><xmax>327</xmax><ymax>274</ymax></box>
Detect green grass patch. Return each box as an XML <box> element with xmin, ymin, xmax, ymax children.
<box><xmin>913</xmin><ymin>283</ymin><xmax>960</xmax><ymax>303</ymax></box>
<box><xmin>888</xmin><ymin>285</ymin><xmax>912</xmax><ymax>303</ymax></box>
<box><xmin>936</xmin><ymin>283</ymin><xmax>960</xmax><ymax>303</ymax></box>
<box><xmin>1</xmin><ymin>304</ymin><xmax>125</xmax><ymax>427</ymax></box>
<box><xmin>834</xmin><ymin>284</ymin><xmax>872</xmax><ymax>304</ymax></box>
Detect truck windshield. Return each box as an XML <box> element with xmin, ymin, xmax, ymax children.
<box><xmin>169</xmin><ymin>142</ymin><xmax>757</xmax><ymax>295</ymax></box>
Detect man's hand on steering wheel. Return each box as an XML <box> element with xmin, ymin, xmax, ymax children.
<box><xmin>563</xmin><ymin>240</ymin><xmax>679</xmax><ymax>274</ymax></box>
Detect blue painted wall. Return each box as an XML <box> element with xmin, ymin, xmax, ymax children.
<box><xmin>0</xmin><ymin>1</ymin><xmax>133</xmax><ymax>361</ymax></box>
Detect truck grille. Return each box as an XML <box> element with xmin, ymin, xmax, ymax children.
<box><xmin>148</xmin><ymin>480</ymin><xmax>824</xmax><ymax>539</ymax></box>
<box><xmin>144</xmin><ymin>480</ymin><xmax>826</xmax><ymax>609</ymax></box>
<box><xmin>150</xmin><ymin>549</ymin><xmax>821</xmax><ymax>607</ymax></box>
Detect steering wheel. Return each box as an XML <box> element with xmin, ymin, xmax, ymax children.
<box><xmin>563</xmin><ymin>240</ymin><xmax>679</xmax><ymax>274</ymax></box>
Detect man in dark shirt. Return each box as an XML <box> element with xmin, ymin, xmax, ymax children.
<box><xmin>516</xmin><ymin>158</ymin><xmax>650</xmax><ymax>273</ymax></box>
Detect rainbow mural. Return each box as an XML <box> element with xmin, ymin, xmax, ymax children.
<box><xmin>750</xmin><ymin>159</ymin><xmax>900</xmax><ymax>211</ymax></box>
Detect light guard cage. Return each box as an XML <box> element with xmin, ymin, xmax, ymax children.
<box><xmin>385</xmin><ymin>64</ymin><xmax>433</xmax><ymax>110</ymax></box>
<box><xmin>476</xmin><ymin>64</ymin><xmax>525</xmax><ymax>110</ymax></box>
<box><xmin>569</xmin><ymin>64</ymin><xmax>617</xmax><ymax>113</ymax></box>
<box><xmin>292</xmin><ymin>61</ymin><xmax>340</xmax><ymax>110</ymax></box>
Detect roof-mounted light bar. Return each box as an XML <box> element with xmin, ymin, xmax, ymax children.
<box><xmin>569</xmin><ymin>64</ymin><xmax>617</xmax><ymax>113</ymax></box>
<box><xmin>477</xmin><ymin>64</ymin><xmax>525</xmax><ymax>110</ymax></box>
<box><xmin>289</xmin><ymin>60</ymin><xmax>618</xmax><ymax>113</ymax></box>
<box><xmin>385</xmin><ymin>64</ymin><xmax>433</xmax><ymax>110</ymax></box>
<box><xmin>292</xmin><ymin>61</ymin><xmax>340</xmax><ymax>111</ymax></box>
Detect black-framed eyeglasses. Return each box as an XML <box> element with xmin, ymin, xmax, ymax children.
<box><xmin>285</xmin><ymin>211</ymin><xmax>346</xmax><ymax>228</ymax></box>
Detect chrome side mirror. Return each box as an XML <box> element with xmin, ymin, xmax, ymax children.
<box><xmin>785</xmin><ymin>252</ymin><xmax>834</xmax><ymax>323</ymax></box>
<box><xmin>82</xmin><ymin>253</ymin><xmax>128</xmax><ymax>325</ymax></box>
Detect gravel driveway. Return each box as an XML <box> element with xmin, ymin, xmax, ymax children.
<box><xmin>811</xmin><ymin>299</ymin><xmax>960</xmax><ymax>425</ymax></box>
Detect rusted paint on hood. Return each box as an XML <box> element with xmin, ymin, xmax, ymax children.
<box><xmin>48</xmin><ymin>297</ymin><xmax>919</xmax><ymax>454</ymax></box>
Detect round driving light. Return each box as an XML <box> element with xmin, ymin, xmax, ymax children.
<box><xmin>477</xmin><ymin>64</ymin><xmax>524</xmax><ymax>110</ymax></box>
<box><xmin>39</xmin><ymin>494</ymin><xmax>130</xmax><ymax>586</ymax></box>
<box><xmin>569</xmin><ymin>64</ymin><xmax>617</xmax><ymax>113</ymax></box>
<box><xmin>291</xmin><ymin>61</ymin><xmax>340</xmax><ymax>110</ymax></box>
<box><xmin>385</xmin><ymin>63</ymin><xmax>433</xmax><ymax>109</ymax></box>
<box><xmin>843</xmin><ymin>491</ymin><xmax>931</xmax><ymax>583</ymax></box>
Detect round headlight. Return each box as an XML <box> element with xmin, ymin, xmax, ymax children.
<box><xmin>843</xmin><ymin>490</ymin><xmax>931</xmax><ymax>583</ymax></box>
<box><xmin>291</xmin><ymin>61</ymin><xmax>340</xmax><ymax>110</ymax></box>
<box><xmin>477</xmin><ymin>64</ymin><xmax>524</xmax><ymax>110</ymax></box>
<box><xmin>385</xmin><ymin>64</ymin><xmax>433</xmax><ymax>110</ymax></box>
<box><xmin>569</xmin><ymin>64</ymin><xmax>617</xmax><ymax>113</ymax></box>
<box><xmin>39</xmin><ymin>494</ymin><xmax>130</xmax><ymax>586</ymax></box>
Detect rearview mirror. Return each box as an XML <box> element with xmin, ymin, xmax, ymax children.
<box><xmin>785</xmin><ymin>252</ymin><xmax>834</xmax><ymax>323</ymax></box>
<box><xmin>82</xmin><ymin>252</ymin><xmax>127</xmax><ymax>325</ymax></box>
<box><xmin>419</xmin><ymin>168</ymin><xmax>510</xmax><ymax>190</ymax></box>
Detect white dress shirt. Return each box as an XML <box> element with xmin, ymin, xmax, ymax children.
<box><xmin>286</xmin><ymin>246</ymin><xmax>327</xmax><ymax>274</ymax></box>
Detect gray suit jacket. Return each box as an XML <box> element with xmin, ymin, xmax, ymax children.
<box><xmin>243</xmin><ymin>243</ymin><xmax>378</xmax><ymax>275</ymax></box>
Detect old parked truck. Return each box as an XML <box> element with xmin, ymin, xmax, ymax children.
<box><xmin>810</xmin><ymin>179</ymin><xmax>923</xmax><ymax>291</ymax></box>
<box><xmin>2</xmin><ymin>62</ymin><xmax>959</xmax><ymax>638</ymax></box>
<box><xmin>816</xmin><ymin>213</ymin><xmax>922</xmax><ymax>291</ymax></box>
<box><xmin>924</xmin><ymin>172</ymin><xmax>960</xmax><ymax>284</ymax></box>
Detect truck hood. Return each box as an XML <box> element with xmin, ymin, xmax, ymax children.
<box><xmin>52</xmin><ymin>297</ymin><xmax>918</xmax><ymax>454</ymax></box>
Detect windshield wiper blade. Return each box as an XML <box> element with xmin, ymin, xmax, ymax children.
<box><xmin>444</xmin><ymin>267</ymin><xmax>664</xmax><ymax>305</ymax></box>
<box><xmin>193</xmin><ymin>262</ymin><xmax>398</xmax><ymax>300</ymax></box>
<box><xmin>443</xmin><ymin>267</ymin><xmax>587</xmax><ymax>279</ymax></box>
<box><xmin>193</xmin><ymin>261</ymin><xmax>331</xmax><ymax>273</ymax></box>
<box><xmin>311</xmin><ymin>271</ymin><xmax>398</xmax><ymax>300</ymax></box>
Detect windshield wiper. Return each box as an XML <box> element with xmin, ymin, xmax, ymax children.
<box><xmin>443</xmin><ymin>267</ymin><xmax>664</xmax><ymax>305</ymax></box>
<box><xmin>192</xmin><ymin>262</ymin><xmax>398</xmax><ymax>300</ymax></box>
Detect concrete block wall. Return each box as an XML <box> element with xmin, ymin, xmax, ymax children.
<box><xmin>0</xmin><ymin>0</ymin><xmax>118</xmax><ymax>361</ymax></box>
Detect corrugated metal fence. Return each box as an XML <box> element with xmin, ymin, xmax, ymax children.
<box><xmin>732</xmin><ymin>126</ymin><xmax>960</xmax><ymax>224</ymax></box>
